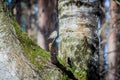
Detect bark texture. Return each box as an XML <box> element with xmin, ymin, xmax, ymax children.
<box><xmin>0</xmin><ymin>1</ymin><xmax>65</xmax><ymax>80</ymax></box>
<box><xmin>107</xmin><ymin>0</ymin><xmax>120</xmax><ymax>80</ymax></box>
<box><xmin>58</xmin><ymin>0</ymin><xmax>100</xmax><ymax>80</ymax></box>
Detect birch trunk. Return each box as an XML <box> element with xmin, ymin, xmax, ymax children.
<box><xmin>58</xmin><ymin>0</ymin><xmax>100</xmax><ymax>79</ymax></box>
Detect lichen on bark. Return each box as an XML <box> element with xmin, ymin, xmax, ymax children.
<box><xmin>0</xmin><ymin>1</ymin><xmax>66</xmax><ymax>80</ymax></box>
<box><xmin>58</xmin><ymin>0</ymin><xmax>99</xmax><ymax>80</ymax></box>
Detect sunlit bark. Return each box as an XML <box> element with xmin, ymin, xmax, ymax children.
<box><xmin>58</xmin><ymin>0</ymin><xmax>100</xmax><ymax>79</ymax></box>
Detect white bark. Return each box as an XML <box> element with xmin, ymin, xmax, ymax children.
<box><xmin>0</xmin><ymin>11</ymin><xmax>38</xmax><ymax>80</ymax></box>
<box><xmin>0</xmin><ymin>2</ymin><xmax>63</xmax><ymax>80</ymax></box>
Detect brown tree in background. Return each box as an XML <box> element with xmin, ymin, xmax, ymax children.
<box><xmin>100</xmin><ymin>0</ymin><xmax>120</xmax><ymax>79</ymax></box>
<box><xmin>37</xmin><ymin>0</ymin><xmax>58</xmax><ymax>50</ymax></box>
<box><xmin>107</xmin><ymin>0</ymin><xmax>119</xmax><ymax>80</ymax></box>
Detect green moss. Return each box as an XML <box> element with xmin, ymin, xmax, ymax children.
<box><xmin>10</xmin><ymin>18</ymin><xmax>72</xmax><ymax>80</ymax></box>
<box><xmin>57</xmin><ymin>56</ymin><xmax>87</xmax><ymax>80</ymax></box>
<box><xmin>61</xmin><ymin>74</ymin><xmax>69</xmax><ymax>80</ymax></box>
<box><xmin>11</xmin><ymin>20</ymin><xmax>50</xmax><ymax>69</ymax></box>
<box><xmin>8</xmin><ymin>15</ymin><xmax>87</xmax><ymax>80</ymax></box>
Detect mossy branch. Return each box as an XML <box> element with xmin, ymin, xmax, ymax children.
<box><xmin>11</xmin><ymin>19</ymin><xmax>50</xmax><ymax>69</ymax></box>
<box><xmin>50</xmin><ymin>52</ymin><xmax>77</xmax><ymax>80</ymax></box>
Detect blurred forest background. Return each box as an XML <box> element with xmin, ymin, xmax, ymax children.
<box><xmin>2</xmin><ymin>0</ymin><xmax>120</xmax><ymax>80</ymax></box>
<box><xmin>6</xmin><ymin>0</ymin><xmax>38</xmax><ymax>42</ymax></box>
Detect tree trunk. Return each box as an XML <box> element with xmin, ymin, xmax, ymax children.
<box><xmin>107</xmin><ymin>0</ymin><xmax>119</xmax><ymax>80</ymax></box>
<box><xmin>0</xmin><ymin>1</ymin><xmax>65</xmax><ymax>80</ymax></box>
<box><xmin>58</xmin><ymin>0</ymin><xmax>100</xmax><ymax>80</ymax></box>
<box><xmin>16</xmin><ymin>0</ymin><xmax>21</xmax><ymax>25</ymax></box>
<box><xmin>37</xmin><ymin>0</ymin><xmax>58</xmax><ymax>50</ymax></box>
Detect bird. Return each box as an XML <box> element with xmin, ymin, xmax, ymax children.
<box><xmin>48</xmin><ymin>30</ymin><xmax>58</xmax><ymax>40</ymax></box>
<box><xmin>48</xmin><ymin>30</ymin><xmax>58</xmax><ymax>51</ymax></box>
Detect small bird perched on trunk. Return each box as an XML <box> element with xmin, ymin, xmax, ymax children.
<box><xmin>48</xmin><ymin>30</ymin><xmax>58</xmax><ymax>51</ymax></box>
